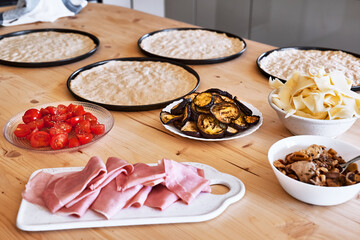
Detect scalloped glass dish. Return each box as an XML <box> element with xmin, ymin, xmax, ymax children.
<box><xmin>161</xmin><ymin>99</ymin><xmax>263</xmax><ymax>141</ymax></box>
<box><xmin>3</xmin><ymin>101</ymin><xmax>114</xmax><ymax>153</ymax></box>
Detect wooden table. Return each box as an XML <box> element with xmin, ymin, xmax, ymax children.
<box><xmin>0</xmin><ymin>3</ymin><xmax>359</xmax><ymax>239</ymax></box>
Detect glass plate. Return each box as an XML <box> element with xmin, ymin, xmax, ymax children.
<box><xmin>3</xmin><ymin>101</ymin><xmax>114</xmax><ymax>153</ymax></box>
<box><xmin>161</xmin><ymin>99</ymin><xmax>263</xmax><ymax>141</ymax></box>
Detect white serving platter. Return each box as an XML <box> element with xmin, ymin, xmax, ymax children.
<box><xmin>17</xmin><ymin>162</ymin><xmax>245</xmax><ymax>231</ymax></box>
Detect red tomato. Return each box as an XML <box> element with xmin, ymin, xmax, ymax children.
<box><xmin>69</xmin><ymin>116</ymin><xmax>83</xmax><ymax>126</ymax></box>
<box><xmin>45</xmin><ymin>106</ymin><xmax>58</xmax><ymax>115</ymax></box>
<box><xmin>40</xmin><ymin>108</ymin><xmax>50</xmax><ymax>116</ymax></box>
<box><xmin>56</xmin><ymin>104</ymin><xmax>68</xmax><ymax>114</ymax></box>
<box><xmin>30</xmin><ymin>131</ymin><xmax>51</xmax><ymax>148</ymax></box>
<box><xmin>26</xmin><ymin>128</ymin><xmax>39</xmax><ymax>140</ymax></box>
<box><xmin>77</xmin><ymin>133</ymin><xmax>93</xmax><ymax>145</ymax></box>
<box><xmin>75</xmin><ymin>120</ymin><xmax>91</xmax><ymax>134</ymax></box>
<box><xmin>26</xmin><ymin>118</ymin><xmax>44</xmax><ymax>130</ymax></box>
<box><xmin>68</xmin><ymin>137</ymin><xmax>81</xmax><ymax>148</ymax></box>
<box><xmin>51</xmin><ymin>113</ymin><xmax>68</xmax><ymax>122</ymax></box>
<box><xmin>90</xmin><ymin>124</ymin><xmax>105</xmax><ymax>135</ymax></box>
<box><xmin>73</xmin><ymin>105</ymin><xmax>86</xmax><ymax>116</ymax></box>
<box><xmin>49</xmin><ymin>127</ymin><xmax>67</xmax><ymax>137</ymax></box>
<box><xmin>43</xmin><ymin>115</ymin><xmax>55</xmax><ymax>127</ymax></box>
<box><xmin>50</xmin><ymin>133</ymin><xmax>68</xmax><ymax>150</ymax></box>
<box><xmin>22</xmin><ymin>109</ymin><xmax>41</xmax><ymax>124</ymax></box>
<box><xmin>54</xmin><ymin>122</ymin><xmax>72</xmax><ymax>133</ymax></box>
<box><xmin>14</xmin><ymin>124</ymin><xmax>31</xmax><ymax>138</ymax></box>
<box><xmin>84</xmin><ymin>112</ymin><xmax>97</xmax><ymax>125</ymax></box>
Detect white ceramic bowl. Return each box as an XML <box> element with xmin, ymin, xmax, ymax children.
<box><xmin>268</xmin><ymin>135</ymin><xmax>360</xmax><ymax>206</ymax></box>
<box><xmin>268</xmin><ymin>90</ymin><xmax>357</xmax><ymax>138</ymax></box>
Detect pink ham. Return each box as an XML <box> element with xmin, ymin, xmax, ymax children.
<box><xmin>161</xmin><ymin>159</ymin><xmax>210</xmax><ymax>204</ymax></box>
<box><xmin>42</xmin><ymin>156</ymin><xmax>107</xmax><ymax>213</ymax></box>
<box><xmin>59</xmin><ymin>188</ymin><xmax>101</xmax><ymax>218</ymax></box>
<box><xmin>144</xmin><ymin>184</ymin><xmax>179</xmax><ymax>210</ymax></box>
<box><xmin>22</xmin><ymin>171</ymin><xmax>53</xmax><ymax>207</ymax></box>
<box><xmin>65</xmin><ymin>157</ymin><xmax>133</xmax><ymax>208</ymax></box>
<box><xmin>91</xmin><ymin>179</ymin><xmax>143</xmax><ymax>219</ymax></box>
<box><xmin>116</xmin><ymin>162</ymin><xmax>166</xmax><ymax>191</ymax></box>
<box><xmin>124</xmin><ymin>186</ymin><xmax>152</xmax><ymax>208</ymax></box>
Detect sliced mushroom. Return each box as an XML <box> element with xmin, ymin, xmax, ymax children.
<box><xmin>289</xmin><ymin>161</ymin><xmax>316</xmax><ymax>183</ymax></box>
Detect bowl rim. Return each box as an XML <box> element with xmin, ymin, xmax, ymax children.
<box><xmin>268</xmin><ymin>89</ymin><xmax>358</xmax><ymax>123</ymax></box>
<box><xmin>268</xmin><ymin>135</ymin><xmax>360</xmax><ymax>189</ymax></box>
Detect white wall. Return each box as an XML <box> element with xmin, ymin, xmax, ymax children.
<box><xmin>103</xmin><ymin>0</ymin><xmax>164</xmax><ymax>17</ymax></box>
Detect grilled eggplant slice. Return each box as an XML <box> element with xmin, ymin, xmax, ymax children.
<box><xmin>181</xmin><ymin>121</ymin><xmax>201</xmax><ymax>137</ymax></box>
<box><xmin>184</xmin><ymin>92</ymin><xmax>198</xmax><ymax>102</ymax></box>
<box><xmin>205</xmin><ymin>88</ymin><xmax>233</xmax><ymax>99</ymax></box>
<box><xmin>234</xmin><ymin>96</ymin><xmax>253</xmax><ymax>116</ymax></box>
<box><xmin>160</xmin><ymin>111</ymin><xmax>182</xmax><ymax>125</ymax></box>
<box><xmin>231</xmin><ymin>114</ymin><xmax>249</xmax><ymax>130</ymax></box>
<box><xmin>225</xmin><ymin>126</ymin><xmax>239</xmax><ymax>136</ymax></box>
<box><xmin>244</xmin><ymin>115</ymin><xmax>260</xmax><ymax>125</ymax></box>
<box><xmin>179</xmin><ymin>104</ymin><xmax>191</xmax><ymax>126</ymax></box>
<box><xmin>210</xmin><ymin>102</ymin><xmax>240</xmax><ymax>124</ymax></box>
<box><xmin>193</xmin><ymin>92</ymin><xmax>214</xmax><ymax>108</ymax></box>
<box><xmin>171</xmin><ymin>99</ymin><xmax>189</xmax><ymax>115</ymax></box>
<box><xmin>197</xmin><ymin>114</ymin><xmax>226</xmax><ymax>138</ymax></box>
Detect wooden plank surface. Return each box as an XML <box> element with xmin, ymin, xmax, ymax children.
<box><xmin>0</xmin><ymin>3</ymin><xmax>359</xmax><ymax>239</ymax></box>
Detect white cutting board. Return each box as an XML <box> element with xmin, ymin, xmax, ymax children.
<box><xmin>16</xmin><ymin>162</ymin><xmax>245</xmax><ymax>231</ymax></box>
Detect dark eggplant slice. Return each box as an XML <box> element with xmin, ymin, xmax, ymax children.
<box><xmin>205</xmin><ymin>88</ymin><xmax>233</xmax><ymax>99</ymax></box>
<box><xmin>193</xmin><ymin>92</ymin><xmax>214</xmax><ymax>108</ymax></box>
<box><xmin>244</xmin><ymin>115</ymin><xmax>260</xmax><ymax>125</ymax></box>
<box><xmin>234</xmin><ymin>96</ymin><xmax>253</xmax><ymax>116</ymax></box>
<box><xmin>180</xmin><ymin>121</ymin><xmax>201</xmax><ymax>137</ymax></box>
<box><xmin>225</xmin><ymin>125</ymin><xmax>239</xmax><ymax>136</ymax></box>
<box><xmin>197</xmin><ymin>114</ymin><xmax>226</xmax><ymax>139</ymax></box>
<box><xmin>231</xmin><ymin>114</ymin><xmax>249</xmax><ymax>130</ymax></box>
<box><xmin>190</xmin><ymin>102</ymin><xmax>200</xmax><ymax>121</ymax></box>
<box><xmin>210</xmin><ymin>102</ymin><xmax>240</xmax><ymax>124</ymax></box>
<box><xmin>184</xmin><ymin>92</ymin><xmax>198</xmax><ymax>102</ymax></box>
<box><xmin>179</xmin><ymin>104</ymin><xmax>191</xmax><ymax>126</ymax></box>
<box><xmin>171</xmin><ymin>99</ymin><xmax>189</xmax><ymax>115</ymax></box>
<box><xmin>160</xmin><ymin>111</ymin><xmax>182</xmax><ymax>125</ymax></box>
<box><xmin>212</xmin><ymin>94</ymin><xmax>224</xmax><ymax>104</ymax></box>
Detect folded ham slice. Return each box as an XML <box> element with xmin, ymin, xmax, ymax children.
<box><xmin>116</xmin><ymin>162</ymin><xmax>166</xmax><ymax>191</ymax></box>
<box><xmin>161</xmin><ymin>159</ymin><xmax>210</xmax><ymax>204</ymax></box>
<box><xmin>144</xmin><ymin>184</ymin><xmax>179</xmax><ymax>210</ymax></box>
<box><xmin>42</xmin><ymin>156</ymin><xmax>107</xmax><ymax>213</ymax></box>
<box><xmin>91</xmin><ymin>179</ymin><xmax>143</xmax><ymax>219</ymax></box>
<box><xmin>124</xmin><ymin>186</ymin><xmax>152</xmax><ymax>208</ymax></box>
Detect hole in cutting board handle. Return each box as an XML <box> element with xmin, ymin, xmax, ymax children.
<box><xmin>210</xmin><ymin>184</ymin><xmax>230</xmax><ymax>195</ymax></box>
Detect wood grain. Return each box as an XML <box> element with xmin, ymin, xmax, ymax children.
<box><xmin>0</xmin><ymin>3</ymin><xmax>359</xmax><ymax>239</ymax></box>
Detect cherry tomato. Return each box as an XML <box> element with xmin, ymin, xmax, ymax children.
<box><xmin>73</xmin><ymin>105</ymin><xmax>86</xmax><ymax>116</ymax></box>
<box><xmin>26</xmin><ymin>128</ymin><xmax>39</xmax><ymax>140</ymax></box>
<box><xmin>40</xmin><ymin>108</ymin><xmax>50</xmax><ymax>116</ymax></box>
<box><xmin>84</xmin><ymin>112</ymin><xmax>98</xmax><ymax>125</ymax></box>
<box><xmin>54</xmin><ymin>122</ymin><xmax>72</xmax><ymax>133</ymax></box>
<box><xmin>50</xmin><ymin>133</ymin><xmax>68</xmax><ymax>150</ymax></box>
<box><xmin>45</xmin><ymin>106</ymin><xmax>58</xmax><ymax>115</ymax></box>
<box><xmin>56</xmin><ymin>104</ymin><xmax>68</xmax><ymax>114</ymax></box>
<box><xmin>90</xmin><ymin>124</ymin><xmax>105</xmax><ymax>135</ymax></box>
<box><xmin>49</xmin><ymin>127</ymin><xmax>67</xmax><ymax>137</ymax></box>
<box><xmin>51</xmin><ymin>113</ymin><xmax>68</xmax><ymax>122</ymax></box>
<box><xmin>75</xmin><ymin>120</ymin><xmax>91</xmax><ymax>135</ymax></box>
<box><xmin>69</xmin><ymin>116</ymin><xmax>83</xmax><ymax>127</ymax></box>
<box><xmin>30</xmin><ymin>131</ymin><xmax>51</xmax><ymax>148</ymax></box>
<box><xmin>68</xmin><ymin>137</ymin><xmax>81</xmax><ymax>148</ymax></box>
<box><xmin>26</xmin><ymin>118</ymin><xmax>44</xmax><ymax>130</ymax></box>
<box><xmin>43</xmin><ymin>115</ymin><xmax>55</xmax><ymax>127</ymax></box>
<box><xmin>77</xmin><ymin>133</ymin><xmax>93</xmax><ymax>145</ymax></box>
<box><xmin>14</xmin><ymin>124</ymin><xmax>31</xmax><ymax>138</ymax></box>
<box><xmin>22</xmin><ymin>109</ymin><xmax>41</xmax><ymax>124</ymax></box>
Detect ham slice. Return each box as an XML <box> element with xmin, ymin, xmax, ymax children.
<box><xmin>42</xmin><ymin>156</ymin><xmax>107</xmax><ymax>213</ymax></box>
<box><xmin>22</xmin><ymin>171</ymin><xmax>53</xmax><ymax>207</ymax></box>
<box><xmin>124</xmin><ymin>186</ymin><xmax>152</xmax><ymax>208</ymax></box>
<box><xmin>116</xmin><ymin>162</ymin><xmax>166</xmax><ymax>191</ymax></box>
<box><xmin>144</xmin><ymin>184</ymin><xmax>179</xmax><ymax>210</ymax></box>
<box><xmin>161</xmin><ymin>159</ymin><xmax>210</xmax><ymax>204</ymax></box>
<box><xmin>91</xmin><ymin>179</ymin><xmax>143</xmax><ymax>219</ymax></box>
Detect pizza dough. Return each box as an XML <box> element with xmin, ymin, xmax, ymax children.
<box><xmin>140</xmin><ymin>29</ymin><xmax>244</xmax><ymax>60</ymax></box>
<box><xmin>70</xmin><ymin>60</ymin><xmax>198</xmax><ymax>106</ymax></box>
<box><xmin>0</xmin><ymin>31</ymin><xmax>96</xmax><ymax>62</ymax></box>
